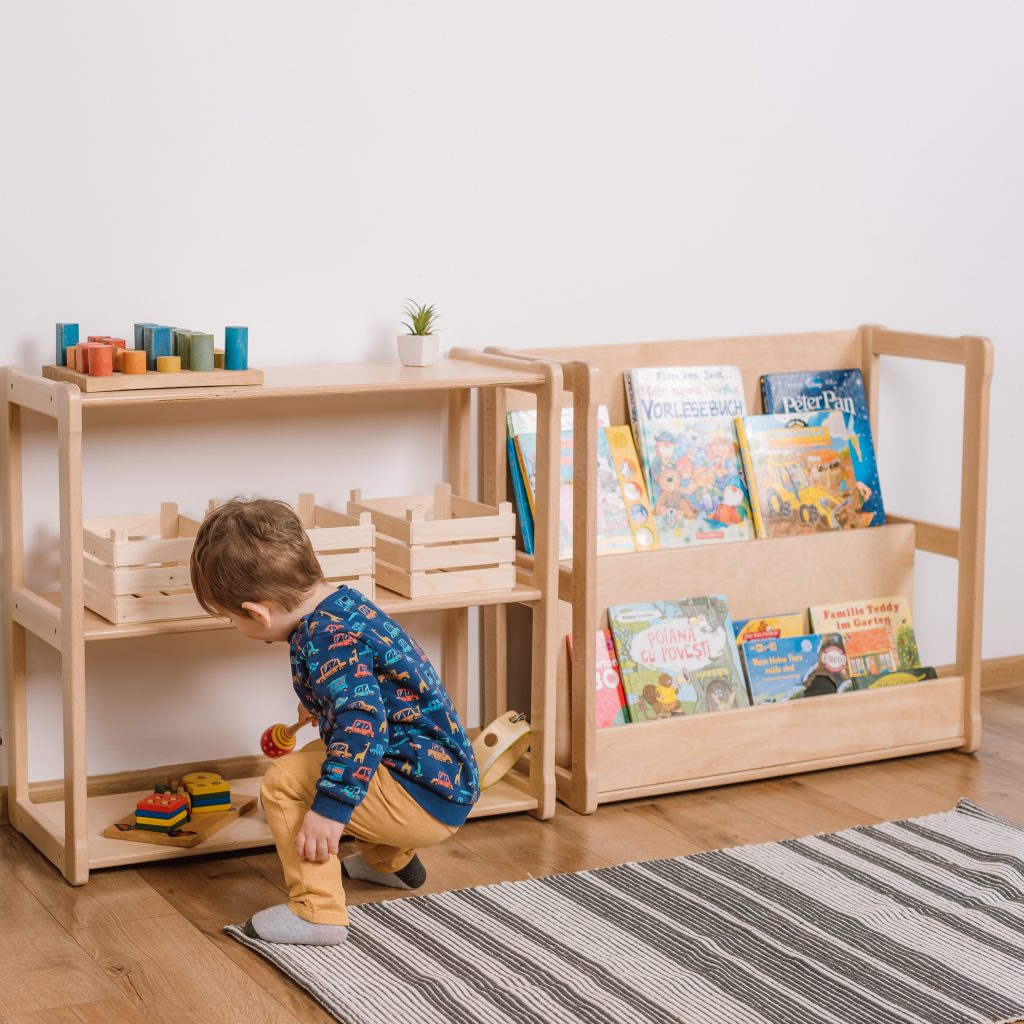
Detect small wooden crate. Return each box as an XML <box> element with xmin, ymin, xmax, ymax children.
<box><xmin>83</xmin><ymin>503</ymin><xmax>204</xmax><ymax>624</ymax></box>
<box><xmin>348</xmin><ymin>484</ymin><xmax>515</xmax><ymax>599</ymax></box>
<box><xmin>295</xmin><ymin>493</ymin><xmax>375</xmax><ymax>599</ymax></box>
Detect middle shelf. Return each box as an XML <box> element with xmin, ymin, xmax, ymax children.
<box><xmin>39</xmin><ymin>579</ymin><xmax>543</xmax><ymax>642</ymax></box>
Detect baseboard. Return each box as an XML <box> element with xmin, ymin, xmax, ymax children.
<box><xmin>979</xmin><ymin>654</ymin><xmax>1024</xmax><ymax>691</ymax></box>
<box><xmin>0</xmin><ymin>752</ymin><xmax>268</xmax><ymax>828</ymax></box>
<box><xmin>2</xmin><ymin>656</ymin><xmax>1023</xmax><ymax>829</ymax></box>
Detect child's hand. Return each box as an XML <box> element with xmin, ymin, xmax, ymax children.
<box><xmin>296</xmin><ymin>809</ymin><xmax>344</xmax><ymax>862</ymax></box>
<box><xmin>297</xmin><ymin>702</ymin><xmax>317</xmax><ymax>726</ymax></box>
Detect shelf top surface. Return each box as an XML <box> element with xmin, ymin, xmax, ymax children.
<box><xmin>59</xmin><ymin>359</ymin><xmax>545</xmax><ymax>408</ymax></box>
<box><xmin>38</xmin><ymin>580</ymin><xmax>542</xmax><ymax>640</ymax></box>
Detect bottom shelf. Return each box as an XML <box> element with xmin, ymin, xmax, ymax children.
<box><xmin>589</xmin><ymin>676</ymin><xmax>966</xmax><ymax>803</ymax></box>
<box><xmin>24</xmin><ymin>772</ymin><xmax>538</xmax><ymax>872</ymax></box>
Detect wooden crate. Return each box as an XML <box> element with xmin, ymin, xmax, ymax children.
<box><xmin>294</xmin><ymin>493</ymin><xmax>375</xmax><ymax>599</ymax></box>
<box><xmin>348</xmin><ymin>484</ymin><xmax>516</xmax><ymax>599</ymax></box>
<box><xmin>83</xmin><ymin>503</ymin><xmax>204</xmax><ymax>624</ymax></box>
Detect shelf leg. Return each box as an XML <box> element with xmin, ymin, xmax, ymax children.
<box><xmin>528</xmin><ymin>364</ymin><xmax>564</xmax><ymax>820</ymax></box>
<box><xmin>58</xmin><ymin>386</ymin><xmax>88</xmax><ymax>884</ymax></box>
<box><xmin>568</xmin><ymin>362</ymin><xmax>599</xmax><ymax>815</ymax></box>
<box><xmin>442</xmin><ymin>606</ymin><xmax>469</xmax><ymax>722</ymax></box>
<box><xmin>479</xmin><ymin>386</ymin><xmax>508</xmax><ymax>724</ymax></box>
<box><xmin>1</xmin><ymin>374</ymin><xmax>31</xmax><ymax>836</ymax></box>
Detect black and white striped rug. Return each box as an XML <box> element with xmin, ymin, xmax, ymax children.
<box><xmin>226</xmin><ymin>799</ymin><xmax>1024</xmax><ymax>1024</ymax></box>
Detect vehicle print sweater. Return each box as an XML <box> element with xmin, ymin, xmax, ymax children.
<box><xmin>290</xmin><ymin>586</ymin><xmax>480</xmax><ymax>828</ymax></box>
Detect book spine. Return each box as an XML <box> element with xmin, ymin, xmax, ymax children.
<box><xmin>507</xmin><ymin>436</ymin><xmax>534</xmax><ymax>555</ymax></box>
<box><xmin>734</xmin><ymin>417</ymin><xmax>767</xmax><ymax>538</ymax></box>
<box><xmin>759</xmin><ymin>375</ymin><xmax>771</xmax><ymax>413</ymax></box>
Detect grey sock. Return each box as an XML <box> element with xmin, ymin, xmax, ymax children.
<box><xmin>243</xmin><ymin>903</ymin><xmax>348</xmax><ymax>945</ymax></box>
<box><xmin>343</xmin><ymin>851</ymin><xmax>427</xmax><ymax>890</ymax></box>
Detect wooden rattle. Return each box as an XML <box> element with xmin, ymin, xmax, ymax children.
<box><xmin>260</xmin><ymin>720</ymin><xmax>310</xmax><ymax>759</ymax></box>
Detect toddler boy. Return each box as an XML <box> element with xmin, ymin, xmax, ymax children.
<box><xmin>190</xmin><ymin>497</ymin><xmax>479</xmax><ymax>945</ymax></box>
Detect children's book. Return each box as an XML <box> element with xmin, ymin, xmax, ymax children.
<box><xmin>732</xmin><ymin>612</ymin><xmax>806</xmax><ymax>645</ymax></box>
<box><xmin>741</xmin><ymin>633</ymin><xmax>852</xmax><ymax>705</ymax></box>
<box><xmin>809</xmin><ymin>595</ymin><xmax>921</xmax><ymax>677</ymax></box>
<box><xmin>513</xmin><ymin>405</ymin><xmax>614</xmax><ymax>561</ymax></box>
<box><xmin>506</xmin><ymin>436</ymin><xmax>535</xmax><ymax>555</ymax></box>
<box><xmin>760</xmin><ymin>368</ymin><xmax>869</xmax><ymax>421</ymax></box>
<box><xmin>607</xmin><ymin>596</ymin><xmax>750</xmax><ymax>722</ymax></box>
<box><xmin>736</xmin><ymin>410</ymin><xmax>884</xmax><ymax>537</ymax></box>
<box><xmin>566</xmin><ymin>630</ymin><xmax>630</xmax><ymax>727</ymax></box>
<box><xmin>852</xmin><ymin>666</ymin><xmax>937</xmax><ymax>690</ymax></box>
<box><xmin>603</xmin><ymin>425</ymin><xmax>660</xmax><ymax>552</ymax></box>
<box><xmin>594</xmin><ymin>429</ymin><xmax>638</xmax><ymax>555</ymax></box>
<box><xmin>624</xmin><ymin>366</ymin><xmax>753</xmax><ymax>549</ymax></box>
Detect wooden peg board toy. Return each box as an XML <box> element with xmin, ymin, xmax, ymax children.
<box><xmin>43</xmin><ymin>362</ymin><xmax>264</xmax><ymax>392</ymax></box>
<box><xmin>45</xmin><ymin>323</ymin><xmax>261</xmax><ymax>391</ymax></box>
<box><xmin>104</xmin><ymin>770</ymin><xmax>257</xmax><ymax>849</ymax></box>
<box><xmin>348</xmin><ymin>483</ymin><xmax>516</xmax><ymax>599</ymax></box>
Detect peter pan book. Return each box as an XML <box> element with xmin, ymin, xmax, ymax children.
<box><xmin>566</xmin><ymin>629</ymin><xmax>630</xmax><ymax>728</ymax></box>
<box><xmin>594</xmin><ymin>428</ymin><xmax>640</xmax><ymax>556</ymax></box>
<box><xmin>735</xmin><ymin>409</ymin><xmax>884</xmax><ymax>538</ymax></box>
<box><xmin>624</xmin><ymin>365</ymin><xmax>753</xmax><ymax>548</ymax></box>
<box><xmin>809</xmin><ymin>595</ymin><xmax>921</xmax><ymax>677</ymax></box>
<box><xmin>732</xmin><ymin>612</ymin><xmax>806</xmax><ymax>645</ymax></box>
<box><xmin>760</xmin><ymin>368</ymin><xmax>869</xmax><ymax>421</ymax></box>
<box><xmin>607</xmin><ymin>596</ymin><xmax>749</xmax><ymax>722</ymax></box>
<box><xmin>741</xmin><ymin>633</ymin><xmax>852</xmax><ymax>705</ymax></box>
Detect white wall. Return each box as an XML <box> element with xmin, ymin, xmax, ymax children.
<box><xmin>1</xmin><ymin>1</ymin><xmax>1021</xmax><ymax>784</ymax></box>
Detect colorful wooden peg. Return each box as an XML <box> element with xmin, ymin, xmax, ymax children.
<box><xmin>224</xmin><ymin>326</ymin><xmax>248</xmax><ymax>370</ymax></box>
<box><xmin>89</xmin><ymin>345</ymin><xmax>113</xmax><ymax>377</ymax></box>
<box><xmin>142</xmin><ymin>325</ymin><xmax>173</xmax><ymax>370</ymax></box>
<box><xmin>55</xmin><ymin>323</ymin><xmax>79</xmax><ymax>367</ymax></box>
<box><xmin>121</xmin><ymin>350</ymin><xmax>147</xmax><ymax>374</ymax></box>
<box><xmin>189</xmin><ymin>333</ymin><xmax>215</xmax><ymax>372</ymax></box>
<box><xmin>156</xmin><ymin>355</ymin><xmax>181</xmax><ymax>373</ymax></box>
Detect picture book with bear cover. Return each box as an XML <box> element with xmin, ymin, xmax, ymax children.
<box><xmin>736</xmin><ymin>409</ymin><xmax>884</xmax><ymax>538</ymax></box>
<box><xmin>607</xmin><ymin>595</ymin><xmax>749</xmax><ymax>722</ymax></box>
<box><xmin>623</xmin><ymin>365</ymin><xmax>754</xmax><ymax>548</ymax></box>
<box><xmin>809</xmin><ymin>595</ymin><xmax>926</xmax><ymax>684</ymax></box>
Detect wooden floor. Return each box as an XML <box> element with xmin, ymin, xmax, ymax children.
<box><xmin>5</xmin><ymin>685</ymin><xmax>1024</xmax><ymax>1023</ymax></box>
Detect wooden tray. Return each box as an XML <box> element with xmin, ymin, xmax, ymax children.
<box><xmin>102</xmin><ymin>793</ymin><xmax>258</xmax><ymax>848</ymax></box>
<box><xmin>43</xmin><ymin>364</ymin><xmax>264</xmax><ymax>392</ymax></box>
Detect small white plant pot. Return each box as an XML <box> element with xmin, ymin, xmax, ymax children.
<box><xmin>397</xmin><ymin>334</ymin><xmax>440</xmax><ymax>367</ymax></box>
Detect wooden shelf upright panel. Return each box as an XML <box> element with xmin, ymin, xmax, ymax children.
<box><xmin>1</xmin><ymin>358</ymin><xmax>564</xmax><ymax>883</ymax></box>
<box><xmin>483</xmin><ymin>326</ymin><xmax>993</xmax><ymax>814</ymax></box>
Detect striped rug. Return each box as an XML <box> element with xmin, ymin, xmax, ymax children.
<box><xmin>226</xmin><ymin>799</ymin><xmax>1024</xmax><ymax>1024</ymax></box>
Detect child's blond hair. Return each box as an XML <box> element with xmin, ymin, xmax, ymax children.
<box><xmin>190</xmin><ymin>497</ymin><xmax>324</xmax><ymax>615</ymax></box>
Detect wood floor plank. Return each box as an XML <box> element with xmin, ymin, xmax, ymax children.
<box><xmin>73</xmin><ymin>913</ymin><xmax>302</xmax><ymax>1024</ymax></box>
<box><xmin>795</xmin><ymin>760</ymin><xmax>955</xmax><ymax>820</ymax></box>
<box><xmin>455</xmin><ymin>814</ymin><xmax>611</xmax><ymax>878</ymax></box>
<box><xmin>139</xmin><ymin>857</ymin><xmax>334</xmax><ymax>1024</ymax></box>
<box><xmin>633</xmin><ymin>785</ymin><xmax>804</xmax><ymax>850</ymax></box>
<box><xmin>543</xmin><ymin>799</ymin><xmax>703</xmax><ymax>863</ymax></box>
<box><xmin>0</xmin><ymin>827</ymin><xmax>173</xmax><ymax>932</ymax></box>
<box><xmin>2</xmin><ymin>996</ymin><xmax>152</xmax><ymax>1024</ymax></box>
<box><xmin>0</xmin><ymin>873</ymin><xmax>119</xmax><ymax>1018</ymax></box>
<box><xmin>713</xmin><ymin>776</ymin><xmax>884</xmax><ymax>835</ymax></box>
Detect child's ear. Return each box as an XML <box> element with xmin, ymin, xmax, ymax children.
<box><xmin>240</xmin><ymin>601</ymin><xmax>273</xmax><ymax>628</ymax></box>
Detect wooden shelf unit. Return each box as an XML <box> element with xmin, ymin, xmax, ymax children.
<box><xmin>480</xmin><ymin>326</ymin><xmax>993</xmax><ymax>814</ymax></box>
<box><xmin>1</xmin><ymin>357</ymin><xmax>565</xmax><ymax>883</ymax></box>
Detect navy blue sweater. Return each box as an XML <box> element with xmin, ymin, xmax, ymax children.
<box><xmin>289</xmin><ymin>586</ymin><xmax>479</xmax><ymax>827</ymax></box>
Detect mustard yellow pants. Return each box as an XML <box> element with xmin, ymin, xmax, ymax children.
<box><xmin>261</xmin><ymin>739</ymin><xmax>457</xmax><ymax>926</ymax></box>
